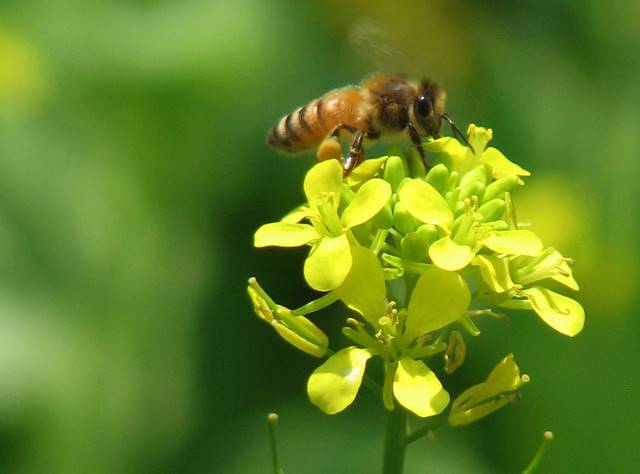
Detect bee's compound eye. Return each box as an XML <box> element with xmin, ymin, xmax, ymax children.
<box><xmin>415</xmin><ymin>94</ymin><xmax>433</xmax><ymax>118</ymax></box>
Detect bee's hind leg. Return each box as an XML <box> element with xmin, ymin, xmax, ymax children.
<box><xmin>316</xmin><ymin>125</ymin><xmax>354</xmax><ymax>162</ymax></box>
<box><xmin>342</xmin><ymin>130</ymin><xmax>365</xmax><ymax>176</ymax></box>
<box><xmin>408</xmin><ymin>123</ymin><xmax>428</xmax><ymax>170</ymax></box>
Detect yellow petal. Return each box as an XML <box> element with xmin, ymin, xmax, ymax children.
<box><xmin>393</xmin><ymin>357</ymin><xmax>449</xmax><ymax>418</ymax></box>
<box><xmin>471</xmin><ymin>254</ymin><xmax>515</xmax><ymax>293</ymax></box>
<box><xmin>254</xmin><ymin>222</ymin><xmax>319</xmax><ymax>247</ymax></box>
<box><xmin>539</xmin><ymin>249</ymin><xmax>580</xmax><ymax>291</ymax></box>
<box><xmin>341</xmin><ymin>178</ymin><xmax>391</xmax><ymax>228</ymax></box>
<box><xmin>467</xmin><ymin>124</ymin><xmax>493</xmax><ymax>154</ymax></box>
<box><xmin>345</xmin><ymin>156</ymin><xmax>389</xmax><ymax>187</ymax></box>
<box><xmin>398</xmin><ymin>179</ymin><xmax>454</xmax><ymax>231</ymax></box>
<box><xmin>481</xmin><ymin>230</ymin><xmax>543</xmax><ymax>256</ymax></box>
<box><xmin>303</xmin><ymin>234</ymin><xmax>352</xmax><ymax>291</ymax></box>
<box><xmin>334</xmin><ymin>246</ymin><xmax>386</xmax><ymax>326</ymax></box>
<box><xmin>449</xmin><ymin>354</ymin><xmax>522</xmax><ymax>426</ymax></box>
<box><xmin>303</xmin><ymin>160</ymin><xmax>343</xmax><ymax>210</ymax></box>
<box><xmin>281</xmin><ymin>205</ymin><xmax>313</xmax><ymax>223</ymax></box>
<box><xmin>521</xmin><ymin>287</ymin><xmax>585</xmax><ymax>337</ymax></box>
<box><xmin>406</xmin><ymin>266</ymin><xmax>470</xmax><ymax>338</ymax></box>
<box><xmin>429</xmin><ymin>236</ymin><xmax>475</xmax><ymax>271</ymax></box>
<box><xmin>307</xmin><ymin>347</ymin><xmax>372</xmax><ymax>414</ymax></box>
<box><xmin>481</xmin><ymin>147</ymin><xmax>530</xmax><ymax>178</ymax></box>
<box><xmin>423</xmin><ymin>137</ymin><xmax>467</xmax><ymax>157</ymax></box>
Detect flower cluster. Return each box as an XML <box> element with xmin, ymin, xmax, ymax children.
<box><xmin>249</xmin><ymin>125</ymin><xmax>584</xmax><ymax>425</ymax></box>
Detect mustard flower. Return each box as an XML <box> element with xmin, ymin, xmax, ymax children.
<box><xmin>306</xmin><ymin>246</ymin><xmax>469</xmax><ymax>417</ymax></box>
<box><xmin>254</xmin><ymin>160</ymin><xmax>391</xmax><ymax>291</ymax></box>
<box><xmin>473</xmin><ymin>248</ymin><xmax>585</xmax><ymax>336</ymax></box>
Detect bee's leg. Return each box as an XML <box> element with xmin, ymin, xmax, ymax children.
<box><xmin>343</xmin><ymin>130</ymin><xmax>365</xmax><ymax>176</ymax></box>
<box><xmin>317</xmin><ymin>125</ymin><xmax>354</xmax><ymax>162</ymax></box>
<box><xmin>441</xmin><ymin>113</ymin><xmax>475</xmax><ymax>153</ymax></box>
<box><xmin>408</xmin><ymin>123</ymin><xmax>428</xmax><ymax>170</ymax></box>
<box><xmin>317</xmin><ymin>136</ymin><xmax>342</xmax><ymax>162</ymax></box>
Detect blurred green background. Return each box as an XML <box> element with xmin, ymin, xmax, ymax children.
<box><xmin>0</xmin><ymin>0</ymin><xmax>638</xmax><ymax>472</ymax></box>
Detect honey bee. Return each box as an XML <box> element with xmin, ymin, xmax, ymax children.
<box><xmin>266</xmin><ymin>74</ymin><xmax>470</xmax><ymax>174</ymax></box>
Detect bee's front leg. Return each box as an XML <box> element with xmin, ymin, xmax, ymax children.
<box><xmin>342</xmin><ymin>130</ymin><xmax>365</xmax><ymax>176</ymax></box>
<box><xmin>407</xmin><ymin>123</ymin><xmax>428</xmax><ymax>170</ymax></box>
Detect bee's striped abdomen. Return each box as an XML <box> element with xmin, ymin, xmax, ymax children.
<box><xmin>267</xmin><ymin>98</ymin><xmax>332</xmax><ymax>152</ymax></box>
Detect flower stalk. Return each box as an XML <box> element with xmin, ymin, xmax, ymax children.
<box><xmin>383</xmin><ymin>408</ymin><xmax>407</xmax><ymax>474</ymax></box>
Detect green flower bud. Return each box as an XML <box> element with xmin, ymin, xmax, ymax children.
<box><xmin>445</xmin><ymin>188</ymin><xmax>461</xmax><ymax>209</ymax></box>
<box><xmin>405</xmin><ymin>148</ymin><xmax>426</xmax><ymax>178</ymax></box>
<box><xmin>372</xmin><ymin>202</ymin><xmax>394</xmax><ymax>229</ymax></box>
<box><xmin>273</xmin><ymin>317</ymin><xmax>328</xmax><ymax>358</ymax></box>
<box><xmin>452</xmin><ymin>213</ymin><xmax>476</xmax><ymax>244</ymax></box>
<box><xmin>339</xmin><ymin>183</ymin><xmax>356</xmax><ymax>213</ymax></box>
<box><xmin>415</xmin><ymin>223</ymin><xmax>439</xmax><ymax>247</ymax></box>
<box><xmin>453</xmin><ymin>200</ymin><xmax>466</xmax><ymax>217</ymax></box>
<box><xmin>424</xmin><ymin>163</ymin><xmax>449</xmax><ymax>194</ymax></box>
<box><xmin>459</xmin><ymin>181</ymin><xmax>486</xmax><ymax>202</ymax></box>
<box><xmin>383</xmin><ymin>155</ymin><xmax>406</xmax><ymax>191</ymax></box>
<box><xmin>393</xmin><ymin>202</ymin><xmax>421</xmax><ymax>234</ymax></box>
<box><xmin>477</xmin><ymin>198</ymin><xmax>506</xmax><ymax>222</ymax></box>
<box><xmin>401</xmin><ymin>232</ymin><xmax>429</xmax><ymax>262</ymax></box>
<box><xmin>446</xmin><ymin>170</ymin><xmax>460</xmax><ymax>192</ymax></box>
<box><xmin>483</xmin><ymin>175</ymin><xmax>519</xmax><ymax>202</ymax></box>
<box><xmin>460</xmin><ymin>164</ymin><xmax>490</xmax><ymax>187</ymax></box>
<box><xmin>248</xmin><ymin>280</ymin><xmax>329</xmax><ymax>357</ymax></box>
<box><xmin>350</xmin><ymin>220</ymin><xmax>373</xmax><ymax>244</ymax></box>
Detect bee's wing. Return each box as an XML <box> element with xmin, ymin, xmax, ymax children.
<box><xmin>348</xmin><ymin>17</ymin><xmax>412</xmax><ymax>75</ymax></box>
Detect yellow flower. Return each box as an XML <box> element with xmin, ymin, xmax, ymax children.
<box><xmin>306</xmin><ymin>247</ymin><xmax>470</xmax><ymax>417</ymax></box>
<box><xmin>254</xmin><ymin>160</ymin><xmax>391</xmax><ymax>291</ymax></box>
<box><xmin>424</xmin><ymin>124</ymin><xmax>530</xmax><ymax>182</ymax></box>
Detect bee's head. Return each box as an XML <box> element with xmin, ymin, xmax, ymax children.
<box><xmin>412</xmin><ymin>80</ymin><xmax>446</xmax><ymax>137</ymax></box>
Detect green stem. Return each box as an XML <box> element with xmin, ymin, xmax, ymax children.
<box><xmin>523</xmin><ymin>431</ymin><xmax>553</xmax><ymax>474</ymax></box>
<box><xmin>266</xmin><ymin>413</ymin><xmax>284</xmax><ymax>474</ymax></box>
<box><xmin>370</xmin><ymin>229</ymin><xmax>390</xmax><ymax>256</ymax></box>
<box><xmin>291</xmin><ymin>292</ymin><xmax>338</xmax><ymax>316</ymax></box>
<box><xmin>382</xmin><ymin>408</ymin><xmax>407</xmax><ymax>474</ymax></box>
<box><xmin>403</xmin><ymin>415</ymin><xmax>447</xmax><ymax>445</ymax></box>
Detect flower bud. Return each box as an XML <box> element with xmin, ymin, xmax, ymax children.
<box><xmin>459</xmin><ymin>181</ymin><xmax>486</xmax><ymax>202</ymax></box>
<box><xmin>460</xmin><ymin>164</ymin><xmax>490</xmax><ymax>187</ymax></box>
<box><xmin>247</xmin><ymin>284</ymin><xmax>274</xmax><ymax>322</ymax></box>
<box><xmin>484</xmin><ymin>175</ymin><xmax>518</xmax><ymax>202</ymax></box>
<box><xmin>339</xmin><ymin>183</ymin><xmax>356</xmax><ymax>211</ymax></box>
<box><xmin>477</xmin><ymin>198</ymin><xmax>506</xmax><ymax>222</ymax></box>
<box><xmin>272</xmin><ymin>307</ymin><xmax>329</xmax><ymax>358</ymax></box>
<box><xmin>383</xmin><ymin>155</ymin><xmax>406</xmax><ymax>191</ymax></box>
<box><xmin>401</xmin><ymin>232</ymin><xmax>429</xmax><ymax>261</ymax></box>
<box><xmin>424</xmin><ymin>164</ymin><xmax>449</xmax><ymax>194</ymax></box>
<box><xmin>446</xmin><ymin>171</ymin><xmax>459</xmax><ymax>192</ymax></box>
<box><xmin>415</xmin><ymin>224</ymin><xmax>439</xmax><ymax>246</ymax></box>
<box><xmin>373</xmin><ymin>202</ymin><xmax>394</xmax><ymax>229</ymax></box>
<box><xmin>393</xmin><ymin>202</ymin><xmax>421</xmax><ymax>234</ymax></box>
<box><xmin>445</xmin><ymin>188</ymin><xmax>461</xmax><ymax>209</ymax></box>
<box><xmin>248</xmin><ymin>280</ymin><xmax>328</xmax><ymax>357</ymax></box>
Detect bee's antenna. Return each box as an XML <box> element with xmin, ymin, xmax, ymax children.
<box><xmin>441</xmin><ymin>113</ymin><xmax>475</xmax><ymax>153</ymax></box>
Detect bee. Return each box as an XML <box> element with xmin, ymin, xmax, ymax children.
<box><xmin>266</xmin><ymin>74</ymin><xmax>470</xmax><ymax>174</ymax></box>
